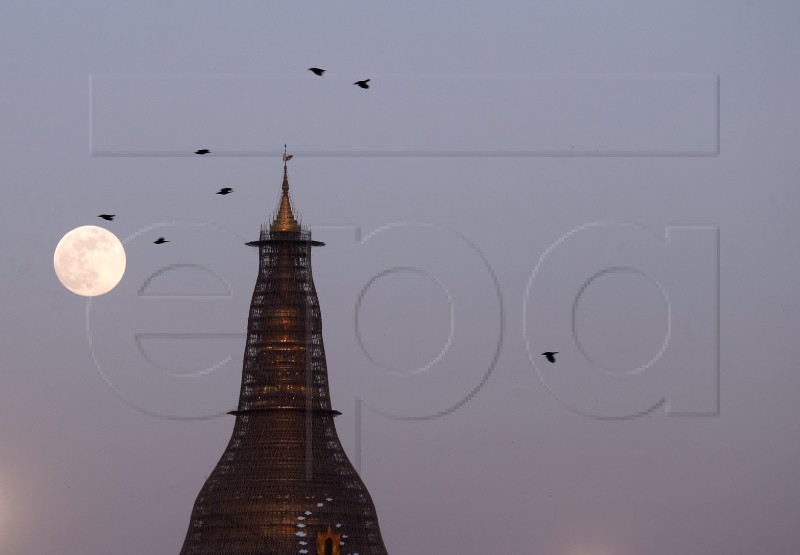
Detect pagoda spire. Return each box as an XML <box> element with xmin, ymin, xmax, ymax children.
<box><xmin>271</xmin><ymin>145</ymin><xmax>300</xmax><ymax>232</ymax></box>
<box><xmin>177</xmin><ymin>159</ymin><xmax>389</xmax><ymax>555</ymax></box>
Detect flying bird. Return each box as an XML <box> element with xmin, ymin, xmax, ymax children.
<box><xmin>542</xmin><ymin>352</ymin><xmax>558</xmax><ymax>363</ymax></box>
<box><xmin>98</xmin><ymin>214</ymin><xmax>115</xmax><ymax>221</ymax></box>
<box><xmin>154</xmin><ymin>237</ymin><xmax>169</xmax><ymax>244</ymax></box>
<box><xmin>194</xmin><ymin>149</ymin><xmax>210</xmax><ymax>155</ymax></box>
<box><xmin>308</xmin><ymin>67</ymin><xmax>326</xmax><ymax>76</ymax></box>
<box><xmin>353</xmin><ymin>79</ymin><xmax>371</xmax><ymax>89</ymax></box>
<box><xmin>216</xmin><ymin>187</ymin><xmax>233</xmax><ymax>195</ymax></box>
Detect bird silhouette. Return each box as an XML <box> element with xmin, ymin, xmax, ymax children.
<box><xmin>308</xmin><ymin>67</ymin><xmax>326</xmax><ymax>76</ymax></box>
<box><xmin>354</xmin><ymin>79</ymin><xmax>371</xmax><ymax>89</ymax></box>
<box><xmin>216</xmin><ymin>187</ymin><xmax>233</xmax><ymax>195</ymax></box>
<box><xmin>542</xmin><ymin>352</ymin><xmax>558</xmax><ymax>363</ymax></box>
<box><xmin>154</xmin><ymin>237</ymin><xmax>169</xmax><ymax>244</ymax></box>
<box><xmin>194</xmin><ymin>149</ymin><xmax>210</xmax><ymax>155</ymax></box>
<box><xmin>98</xmin><ymin>214</ymin><xmax>115</xmax><ymax>221</ymax></box>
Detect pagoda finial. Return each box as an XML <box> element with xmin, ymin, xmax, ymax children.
<box><xmin>281</xmin><ymin>144</ymin><xmax>294</xmax><ymax>192</ymax></box>
<box><xmin>271</xmin><ymin>146</ymin><xmax>300</xmax><ymax>232</ymax></box>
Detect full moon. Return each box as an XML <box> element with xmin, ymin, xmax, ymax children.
<box><xmin>54</xmin><ymin>225</ymin><xmax>126</xmax><ymax>296</ymax></box>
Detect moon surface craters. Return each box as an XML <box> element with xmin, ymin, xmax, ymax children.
<box><xmin>54</xmin><ymin>225</ymin><xmax>126</xmax><ymax>296</ymax></box>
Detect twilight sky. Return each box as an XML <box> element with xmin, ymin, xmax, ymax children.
<box><xmin>2</xmin><ymin>2</ymin><xmax>800</xmax><ymax>554</ymax></box>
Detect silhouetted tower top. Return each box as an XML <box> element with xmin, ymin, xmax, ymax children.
<box><xmin>271</xmin><ymin>153</ymin><xmax>301</xmax><ymax>233</ymax></box>
<box><xmin>237</xmin><ymin>150</ymin><xmax>329</xmax><ymax>415</ymax></box>
<box><xmin>178</xmin><ymin>153</ymin><xmax>389</xmax><ymax>555</ymax></box>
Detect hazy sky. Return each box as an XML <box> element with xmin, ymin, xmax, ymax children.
<box><xmin>2</xmin><ymin>2</ymin><xmax>800</xmax><ymax>554</ymax></box>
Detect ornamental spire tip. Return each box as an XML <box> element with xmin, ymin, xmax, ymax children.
<box><xmin>271</xmin><ymin>146</ymin><xmax>300</xmax><ymax>232</ymax></box>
